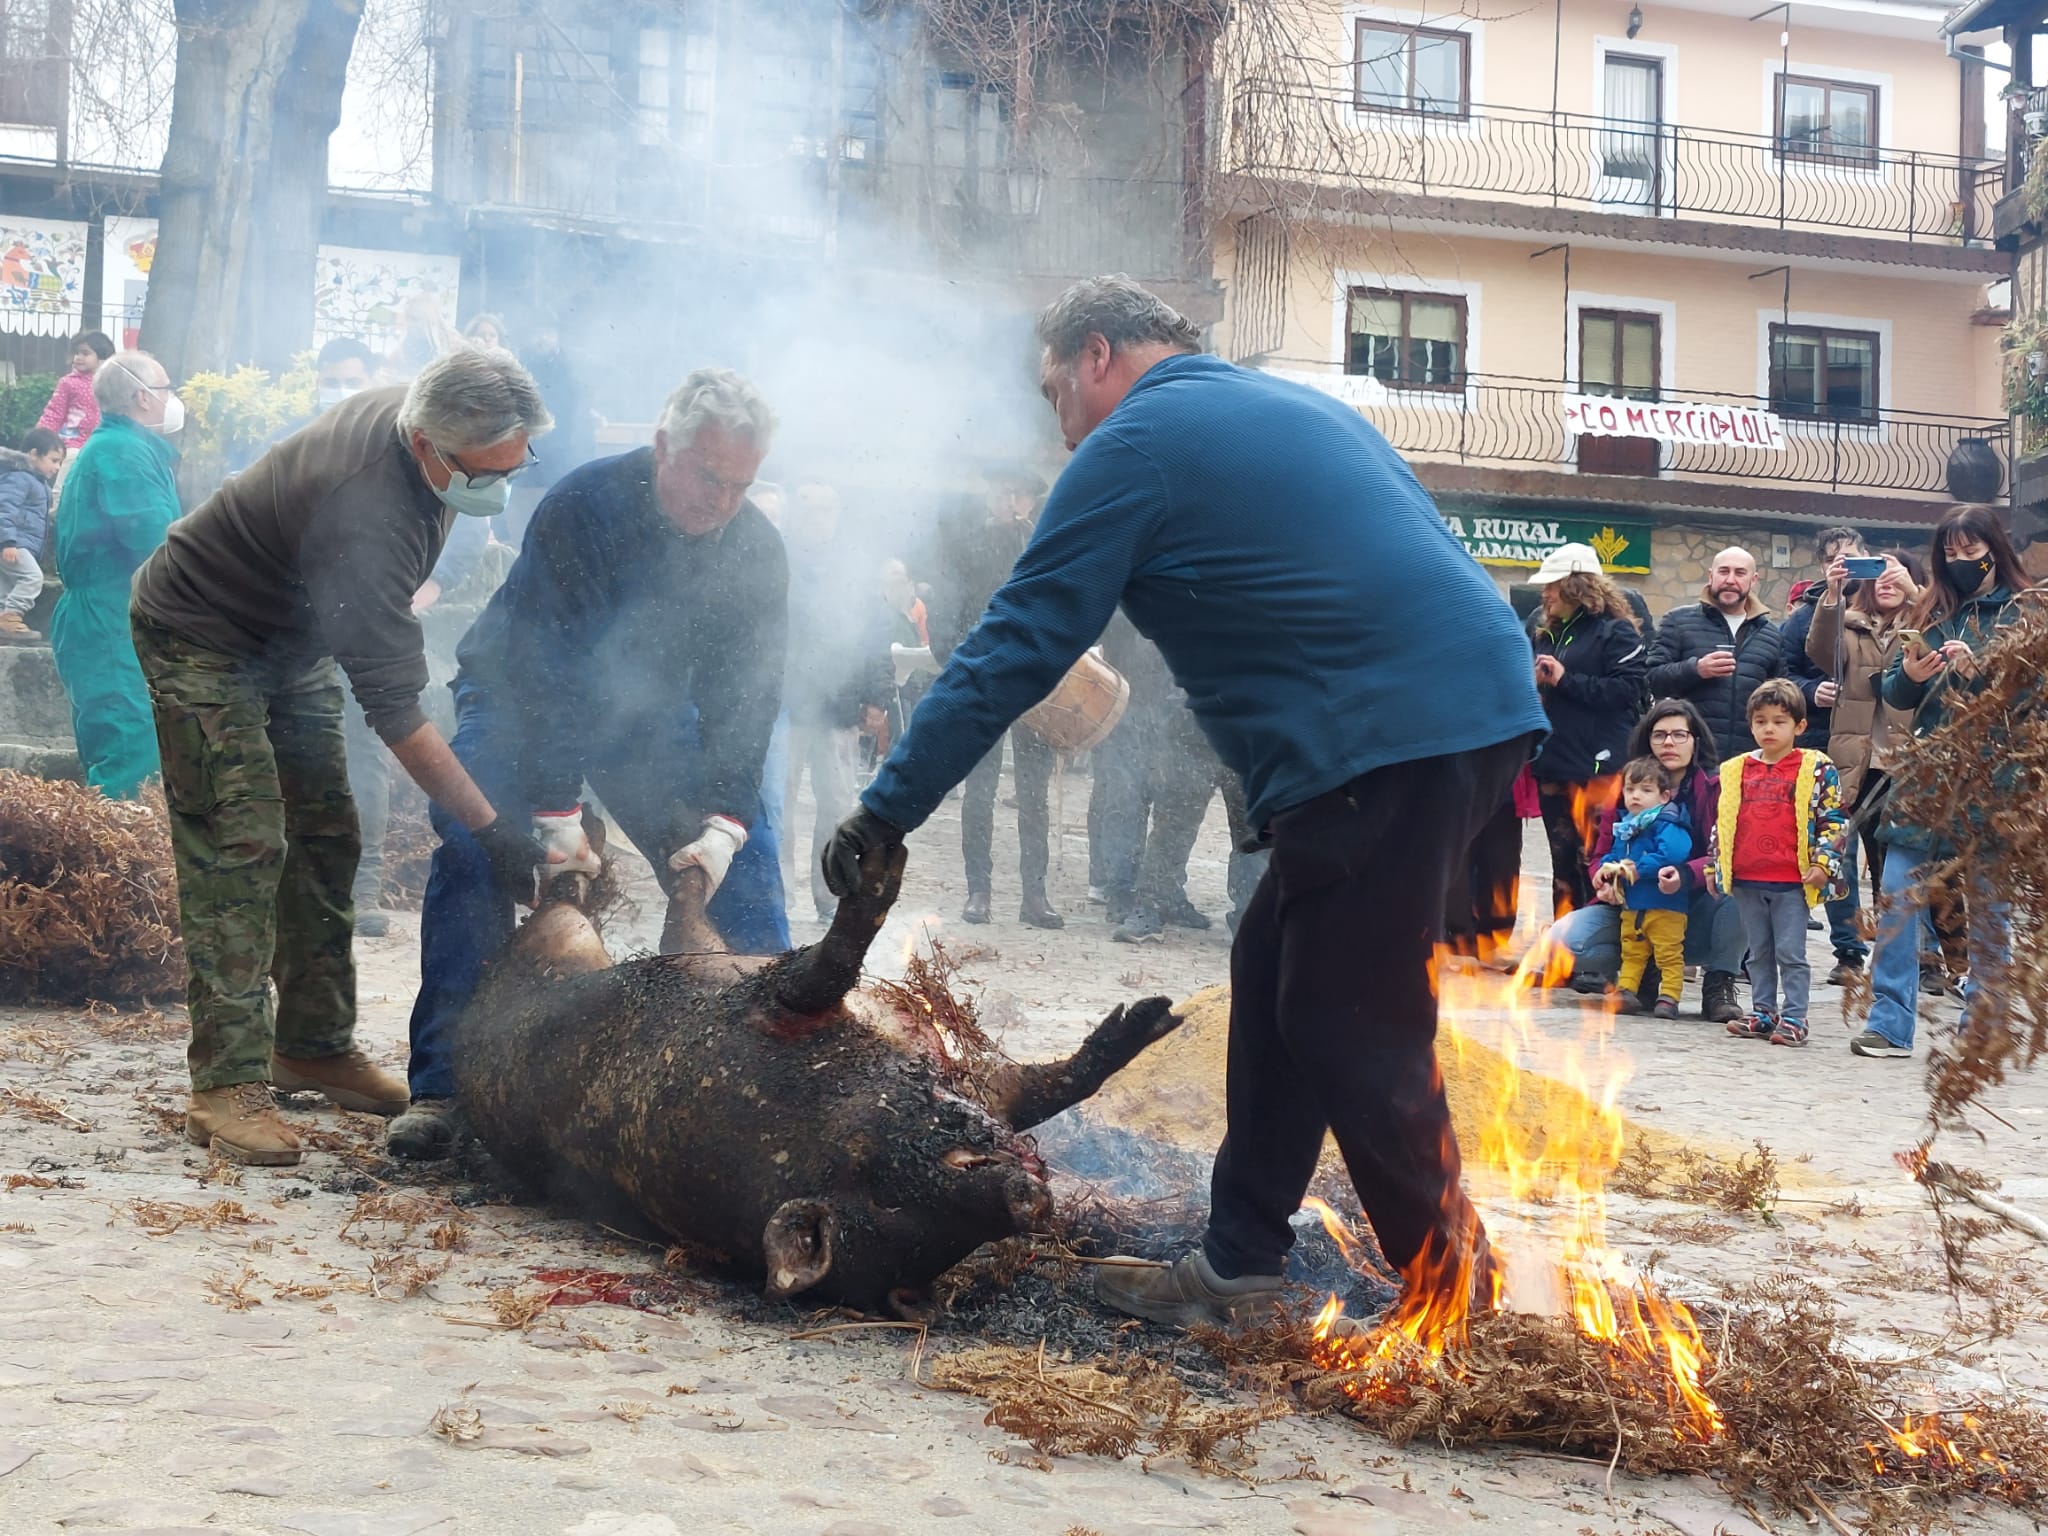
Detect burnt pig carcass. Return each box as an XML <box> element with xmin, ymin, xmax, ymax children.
<box><xmin>452</xmin><ymin>843</ymin><xmax>1179</xmax><ymax>1315</ymax></box>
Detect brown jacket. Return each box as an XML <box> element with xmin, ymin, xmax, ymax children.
<box><xmin>1805</xmin><ymin>595</ymin><xmax>1910</xmax><ymax>807</ymax></box>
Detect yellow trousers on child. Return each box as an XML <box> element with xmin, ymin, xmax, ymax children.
<box><xmin>1618</xmin><ymin>908</ymin><xmax>1688</xmax><ymax>1003</ymax></box>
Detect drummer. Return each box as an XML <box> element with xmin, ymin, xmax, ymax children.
<box><xmin>821</xmin><ymin>278</ymin><xmax>1544</xmax><ymax>1332</ymax></box>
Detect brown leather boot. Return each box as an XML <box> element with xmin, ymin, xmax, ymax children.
<box><xmin>271</xmin><ymin>1049</ymin><xmax>410</xmax><ymax>1116</ymax></box>
<box><xmin>0</xmin><ymin>610</ymin><xmax>41</xmax><ymax>643</ymax></box>
<box><xmin>187</xmin><ymin>1083</ymin><xmax>301</xmax><ymax>1166</ymax></box>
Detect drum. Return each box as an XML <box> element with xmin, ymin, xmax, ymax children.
<box><xmin>1021</xmin><ymin>650</ymin><xmax>1130</xmax><ymax>753</ymax></box>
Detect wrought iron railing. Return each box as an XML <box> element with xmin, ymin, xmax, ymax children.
<box><xmin>1230</xmin><ymin>85</ymin><xmax>2004</xmax><ymax>245</ymax></box>
<box><xmin>1273</xmin><ymin>370</ymin><xmax>2008</xmax><ymax>499</ymax></box>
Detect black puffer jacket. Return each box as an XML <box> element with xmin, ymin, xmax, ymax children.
<box><xmin>1529</xmin><ymin>608</ymin><xmax>1648</xmax><ymax>782</ymax></box>
<box><xmin>1645</xmin><ymin>596</ymin><xmax>1784</xmax><ymax>761</ymax></box>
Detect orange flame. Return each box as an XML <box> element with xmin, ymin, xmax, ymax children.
<box><xmin>1307</xmin><ymin>941</ymin><xmax>1723</xmax><ymax>1443</ymax></box>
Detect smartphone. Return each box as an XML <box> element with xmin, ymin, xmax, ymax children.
<box><xmin>1897</xmin><ymin>628</ymin><xmax>1929</xmax><ymax>660</ymax></box>
<box><xmin>1843</xmin><ymin>556</ymin><xmax>1888</xmax><ymax>580</ymax></box>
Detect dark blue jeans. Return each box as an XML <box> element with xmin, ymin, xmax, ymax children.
<box><xmin>407</xmin><ymin>682</ymin><xmax>789</xmax><ymax>1099</ymax></box>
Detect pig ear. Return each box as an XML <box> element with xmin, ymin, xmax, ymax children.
<box><xmin>762</xmin><ymin>1199</ymin><xmax>836</xmax><ymax>1298</ymax></box>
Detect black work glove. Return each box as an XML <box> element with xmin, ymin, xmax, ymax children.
<box><xmin>472</xmin><ymin>815</ymin><xmax>545</xmax><ymax>905</ymax></box>
<box><xmin>820</xmin><ymin>806</ymin><xmax>905</xmax><ymax>899</ymax></box>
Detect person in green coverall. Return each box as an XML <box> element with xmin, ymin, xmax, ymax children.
<box><xmin>51</xmin><ymin>350</ymin><xmax>182</xmax><ymax>799</ymax></box>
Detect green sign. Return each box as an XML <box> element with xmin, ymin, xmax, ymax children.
<box><xmin>1441</xmin><ymin>512</ymin><xmax>1653</xmax><ymax>574</ymax></box>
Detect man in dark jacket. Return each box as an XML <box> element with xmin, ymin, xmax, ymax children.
<box><xmin>1645</xmin><ymin>546</ymin><xmax>1783</xmax><ymax>760</ymax></box>
<box><xmin>820</xmin><ymin>277</ymin><xmax>1546</xmax><ymax>1334</ymax></box>
<box><xmin>392</xmin><ymin>368</ymin><xmax>788</xmax><ymax>1160</ymax></box>
<box><xmin>930</xmin><ymin>468</ymin><xmax>1063</xmax><ymax>928</ymax></box>
<box><xmin>1779</xmin><ymin>526</ymin><xmax>1868</xmax><ymax>976</ymax></box>
<box><xmin>782</xmin><ymin>479</ymin><xmax>895</xmax><ymax>922</ymax></box>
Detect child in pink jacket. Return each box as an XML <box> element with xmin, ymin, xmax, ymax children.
<box><xmin>38</xmin><ymin>330</ymin><xmax>115</xmax><ymax>452</ymax></box>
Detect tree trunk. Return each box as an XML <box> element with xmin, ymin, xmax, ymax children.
<box><xmin>143</xmin><ymin>0</ymin><xmax>364</xmax><ymax>381</ymax></box>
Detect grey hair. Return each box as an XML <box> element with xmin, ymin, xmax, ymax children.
<box><xmin>94</xmin><ymin>350</ymin><xmax>165</xmax><ymax>416</ymax></box>
<box><xmin>657</xmin><ymin>367</ymin><xmax>776</xmax><ymax>451</ymax></box>
<box><xmin>397</xmin><ymin>346</ymin><xmax>553</xmax><ymax>451</ymax></box>
<box><xmin>1036</xmin><ymin>275</ymin><xmax>1202</xmax><ymax>364</ymax></box>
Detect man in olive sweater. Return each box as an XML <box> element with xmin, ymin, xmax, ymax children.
<box><xmin>822</xmin><ymin>278</ymin><xmax>1546</xmax><ymax>1332</ymax></box>
<box><xmin>131</xmin><ymin>348</ymin><xmax>556</xmax><ymax>1167</ymax></box>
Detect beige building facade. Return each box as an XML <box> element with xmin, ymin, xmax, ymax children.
<box><xmin>1212</xmin><ymin>0</ymin><xmax>2010</xmax><ymax>614</ymax></box>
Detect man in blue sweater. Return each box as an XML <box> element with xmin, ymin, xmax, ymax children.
<box><xmin>821</xmin><ymin>277</ymin><xmax>1546</xmax><ymax>1329</ymax></box>
<box><xmin>389</xmin><ymin>369</ymin><xmax>790</xmax><ymax>1160</ymax></box>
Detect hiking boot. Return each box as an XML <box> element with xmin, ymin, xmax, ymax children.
<box><xmin>386</xmin><ymin>1096</ymin><xmax>466</xmax><ymax>1160</ymax></box>
<box><xmin>0</xmin><ymin>610</ymin><xmax>41</xmax><ymax>643</ymax></box>
<box><xmin>1652</xmin><ymin>997</ymin><xmax>1681</xmax><ymax>1021</ymax></box>
<box><xmin>1850</xmin><ymin>1030</ymin><xmax>1913</xmax><ymax>1059</ymax></box>
<box><xmin>1727</xmin><ymin>1010</ymin><xmax>1777</xmax><ymax>1040</ymax></box>
<box><xmin>1569</xmin><ymin>971</ymin><xmax>1615</xmax><ymax>996</ymax></box>
<box><xmin>1614</xmin><ymin>990</ymin><xmax>1646</xmax><ymax>1016</ymax></box>
<box><xmin>355</xmin><ymin>908</ymin><xmax>392</xmax><ymax>938</ymax></box>
<box><xmin>961</xmin><ymin>891</ymin><xmax>991</xmax><ymax>925</ymax></box>
<box><xmin>1700</xmin><ymin>970</ymin><xmax>1743</xmax><ymax>1024</ymax></box>
<box><xmin>1113</xmin><ymin>904</ymin><xmax>1165</xmax><ymax>944</ymax></box>
<box><xmin>1020</xmin><ymin>897</ymin><xmax>1065</xmax><ymax>930</ymax></box>
<box><xmin>271</xmin><ymin>1049</ymin><xmax>410</xmax><ymax>1116</ymax></box>
<box><xmin>1768</xmin><ymin>1016</ymin><xmax>1810</xmax><ymax>1047</ymax></box>
<box><xmin>187</xmin><ymin>1083</ymin><xmax>301</xmax><ymax>1166</ymax></box>
<box><xmin>1826</xmin><ymin>958</ymin><xmax>1863</xmax><ymax>986</ymax></box>
<box><xmin>1160</xmin><ymin>896</ymin><xmax>1212</xmax><ymax>931</ymax></box>
<box><xmin>1093</xmin><ymin>1251</ymin><xmax>1285</xmax><ymax>1330</ymax></box>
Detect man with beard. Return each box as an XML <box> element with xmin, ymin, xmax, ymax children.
<box><xmin>819</xmin><ymin>278</ymin><xmax>1544</xmax><ymax>1331</ymax></box>
<box><xmin>1645</xmin><ymin>546</ymin><xmax>1785</xmax><ymax>760</ymax></box>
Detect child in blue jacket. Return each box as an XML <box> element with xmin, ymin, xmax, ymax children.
<box><xmin>0</xmin><ymin>428</ymin><xmax>64</xmax><ymax>644</ymax></box>
<box><xmin>1596</xmin><ymin>756</ymin><xmax>1695</xmax><ymax>1018</ymax></box>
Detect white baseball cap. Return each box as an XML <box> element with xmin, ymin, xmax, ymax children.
<box><xmin>1524</xmin><ymin>542</ymin><xmax>1604</xmax><ymax>586</ymax></box>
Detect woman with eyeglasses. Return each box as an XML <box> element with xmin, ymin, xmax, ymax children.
<box><xmin>129</xmin><ymin>348</ymin><xmax>557</xmax><ymax>1171</ymax></box>
<box><xmin>1538</xmin><ymin>696</ymin><xmax>1748</xmax><ymax>1023</ymax></box>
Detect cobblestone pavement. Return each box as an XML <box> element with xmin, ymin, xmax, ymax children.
<box><xmin>3</xmin><ymin>762</ymin><xmax>2045</xmax><ymax>1534</ymax></box>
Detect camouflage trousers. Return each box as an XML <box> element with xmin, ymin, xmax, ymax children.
<box><xmin>131</xmin><ymin>612</ymin><xmax>361</xmax><ymax>1091</ymax></box>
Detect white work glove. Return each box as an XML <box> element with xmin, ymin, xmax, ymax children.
<box><xmin>531</xmin><ymin>810</ymin><xmax>601</xmax><ymax>878</ymax></box>
<box><xmin>891</xmin><ymin>643</ymin><xmax>938</xmax><ymax>686</ymax></box>
<box><xmin>668</xmin><ymin>814</ymin><xmax>747</xmax><ymax>897</ymax></box>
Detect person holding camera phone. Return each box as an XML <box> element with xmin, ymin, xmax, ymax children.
<box><xmin>1853</xmin><ymin>507</ymin><xmax>2030</xmax><ymax>1060</ymax></box>
<box><xmin>1804</xmin><ymin>546</ymin><xmax>1922</xmax><ymax>984</ymax></box>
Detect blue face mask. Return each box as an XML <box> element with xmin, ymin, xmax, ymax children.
<box><xmin>426</xmin><ymin>444</ymin><xmax>513</xmax><ymax>519</ymax></box>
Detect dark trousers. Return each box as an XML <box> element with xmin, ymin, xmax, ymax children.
<box><xmin>961</xmin><ymin>724</ymin><xmax>1054</xmax><ymax>902</ymax></box>
<box><xmin>1444</xmin><ymin>795</ymin><xmax>1523</xmax><ymax>961</ymax></box>
<box><xmin>1204</xmin><ymin>734</ymin><xmax>1532</xmax><ymax>1283</ymax></box>
<box><xmin>1537</xmin><ymin>776</ymin><xmax>1617</xmax><ymax>918</ymax></box>
<box><xmin>408</xmin><ymin>681</ymin><xmax>788</xmax><ymax>1100</ymax></box>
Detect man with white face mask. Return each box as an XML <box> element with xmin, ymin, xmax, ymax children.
<box><xmin>47</xmin><ymin>350</ymin><xmax>184</xmax><ymax>800</ymax></box>
<box><xmin>130</xmin><ymin>347</ymin><xmax>554</xmax><ymax>1168</ymax></box>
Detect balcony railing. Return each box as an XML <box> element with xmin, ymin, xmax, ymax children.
<box><xmin>1274</xmin><ymin>369</ymin><xmax>2008</xmax><ymax>500</ymax></box>
<box><xmin>1230</xmin><ymin>85</ymin><xmax>2004</xmax><ymax>246</ymax></box>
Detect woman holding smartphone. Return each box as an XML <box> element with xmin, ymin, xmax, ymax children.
<box><xmin>1853</xmin><ymin>506</ymin><xmax>2031</xmax><ymax>1059</ymax></box>
<box><xmin>1804</xmin><ymin>546</ymin><xmax>1923</xmax><ymax>983</ymax></box>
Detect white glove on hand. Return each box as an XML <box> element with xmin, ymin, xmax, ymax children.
<box><xmin>532</xmin><ymin>810</ymin><xmax>601</xmax><ymax>878</ymax></box>
<box><xmin>668</xmin><ymin>814</ymin><xmax>747</xmax><ymax>896</ymax></box>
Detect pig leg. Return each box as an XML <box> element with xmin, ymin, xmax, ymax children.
<box><xmin>770</xmin><ymin>841</ymin><xmax>908</xmax><ymax>1016</ymax></box>
<box><xmin>986</xmin><ymin>996</ymin><xmax>1181</xmax><ymax>1131</ymax></box>
<box><xmin>660</xmin><ymin>866</ymin><xmax>729</xmax><ymax>957</ymax></box>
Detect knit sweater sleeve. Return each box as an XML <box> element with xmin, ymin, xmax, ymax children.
<box><xmin>863</xmin><ymin>431</ymin><xmax>1167</xmax><ymax>831</ymax></box>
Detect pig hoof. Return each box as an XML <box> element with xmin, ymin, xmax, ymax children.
<box><xmin>888</xmin><ymin>1287</ymin><xmax>935</xmax><ymax>1323</ymax></box>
